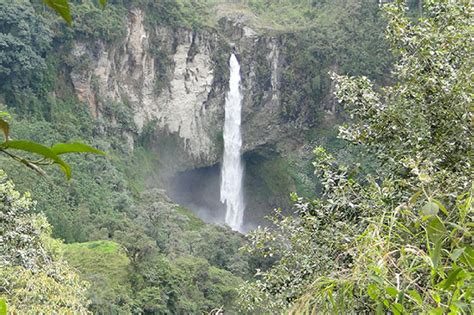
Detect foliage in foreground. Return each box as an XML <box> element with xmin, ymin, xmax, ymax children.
<box><xmin>0</xmin><ymin>170</ymin><xmax>90</xmax><ymax>313</ymax></box>
<box><xmin>0</xmin><ymin>110</ymin><xmax>104</xmax><ymax>179</ymax></box>
<box><xmin>239</xmin><ymin>1</ymin><xmax>473</xmax><ymax>313</ymax></box>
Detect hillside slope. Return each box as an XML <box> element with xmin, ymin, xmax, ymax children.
<box><xmin>0</xmin><ymin>0</ymin><xmax>391</xmax><ymax>312</ymax></box>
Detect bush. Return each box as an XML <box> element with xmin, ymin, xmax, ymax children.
<box><xmin>239</xmin><ymin>1</ymin><xmax>473</xmax><ymax>313</ymax></box>
<box><xmin>0</xmin><ymin>170</ymin><xmax>89</xmax><ymax>313</ymax></box>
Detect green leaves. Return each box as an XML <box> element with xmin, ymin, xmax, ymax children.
<box><xmin>0</xmin><ymin>299</ymin><xmax>6</xmax><ymax>315</ymax></box>
<box><xmin>43</xmin><ymin>0</ymin><xmax>107</xmax><ymax>25</ymax></box>
<box><xmin>439</xmin><ymin>268</ymin><xmax>463</xmax><ymax>290</ymax></box>
<box><xmin>0</xmin><ymin>170</ymin><xmax>91</xmax><ymax>312</ymax></box>
<box><xmin>43</xmin><ymin>0</ymin><xmax>72</xmax><ymax>25</ymax></box>
<box><xmin>1</xmin><ymin>140</ymin><xmax>107</xmax><ymax>180</ymax></box>
<box><xmin>3</xmin><ymin>140</ymin><xmax>71</xmax><ymax>179</ymax></box>
<box><xmin>367</xmin><ymin>283</ymin><xmax>380</xmax><ymax>300</ymax></box>
<box><xmin>422</xmin><ymin>201</ymin><xmax>439</xmax><ymax>216</ymax></box>
<box><xmin>425</xmin><ymin>216</ymin><xmax>447</xmax><ymax>268</ymax></box>
<box><xmin>279</xmin><ymin>1</ymin><xmax>474</xmax><ymax>314</ymax></box>
<box><xmin>0</xmin><ymin>112</ymin><xmax>105</xmax><ymax>180</ymax></box>
<box><xmin>390</xmin><ymin>303</ymin><xmax>404</xmax><ymax>315</ymax></box>
<box><xmin>407</xmin><ymin>289</ymin><xmax>423</xmax><ymax>305</ymax></box>
<box><xmin>426</xmin><ymin>217</ymin><xmax>447</xmax><ymax>243</ymax></box>
<box><xmin>459</xmin><ymin>246</ymin><xmax>474</xmax><ymax>269</ymax></box>
<box><xmin>51</xmin><ymin>142</ymin><xmax>105</xmax><ymax>156</ymax></box>
<box><xmin>385</xmin><ymin>287</ymin><xmax>398</xmax><ymax>298</ymax></box>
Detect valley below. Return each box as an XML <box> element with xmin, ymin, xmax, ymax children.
<box><xmin>3</xmin><ymin>1</ymin><xmax>469</xmax><ymax>314</ymax></box>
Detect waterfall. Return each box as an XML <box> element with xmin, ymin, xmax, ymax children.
<box><xmin>220</xmin><ymin>53</ymin><xmax>245</xmax><ymax>231</ymax></box>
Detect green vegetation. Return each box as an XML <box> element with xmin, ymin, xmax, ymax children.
<box><xmin>0</xmin><ymin>1</ymin><xmax>254</xmax><ymax>313</ymax></box>
<box><xmin>65</xmin><ymin>239</ymin><xmax>123</xmax><ymax>253</ymax></box>
<box><xmin>1</xmin><ymin>0</ymin><xmax>470</xmax><ymax>314</ymax></box>
<box><xmin>240</xmin><ymin>1</ymin><xmax>473</xmax><ymax>313</ymax></box>
<box><xmin>279</xmin><ymin>0</ymin><xmax>391</xmax><ymax>122</ymax></box>
<box><xmin>63</xmin><ymin>241</ymin><xmax>132</xmax><ymax>313</ymax></box>
<box><xmin>143</xmin><ymin>0</ymin><xmax>215</xmax><ymax>29</ymax></box>
<box><xmin>0</xmin><ymin>170</ymin><xmax>89</xmax><ymax>313</ymax></box>
<box><xmin>69</xmin><ymin>1</ymin><xmax>127</xmax><ymax>42</ymax></box>
<box><xmin>0</xmin><ymin>1</ymin><xmax>104</xmax><ymax>179</ymax></box>
<box><xmin>62</xmin><ymin>238</ymin><xmax>246</xmax><ymax>313</ymax></box>
<box><xmin>243</xmin><ymin>0</ymin><xmax>322</xmax><ymax>29</ymax></box>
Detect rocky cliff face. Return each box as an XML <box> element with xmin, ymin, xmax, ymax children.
<box><xmin>70</xmin><ymin>9</ymin><xmax>224</xmax><ymax>167</ymax></box>
<box><xmin>69</xmin><ymin>8</ymin><xmax>304</xmax><ymax>172</ymax></box>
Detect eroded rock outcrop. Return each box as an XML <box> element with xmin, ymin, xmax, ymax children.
<box><xmin>69</xmin><ymin>9</ymin><xmax>300</xmax><ymax>171</ymax></box>
<box><xmin>70</xmin><ymin>9</ymin><xmax>223</xmax><ymax>166</ymax></box>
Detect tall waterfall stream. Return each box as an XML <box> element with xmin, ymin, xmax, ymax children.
<box><xmin>220</xmin><ymin>54</ymin><xmax>245</xmax><ymax>231</ymax></box>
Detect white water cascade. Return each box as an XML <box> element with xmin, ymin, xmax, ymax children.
<box><xmin>220</xmin><ymin>53</ymin><xmax>245</xmax><ymax>231</ymax></box>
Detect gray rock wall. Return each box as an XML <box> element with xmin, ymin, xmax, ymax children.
<box><xmin>69</xmin><ymin>9</ymin><xmax>310</xmax><ymax>171</ymax></box>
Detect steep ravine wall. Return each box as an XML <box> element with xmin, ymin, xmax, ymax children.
<box><xmin>68</xmin><ymin>9</ymin><xmax>309</xmax><ymax>173</ymax></box>
<box><xmin>65</xmin><ymin>8</ymin><xmax>340</xmax><ymax>229</ymax></box>
<box><xmin>70</xmin><ymin>9</ymin><xmax>225</xmax><ymax>168</ymax></box>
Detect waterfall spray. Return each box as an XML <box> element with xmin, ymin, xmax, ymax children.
<box><xmin>220</xmin><ymin>53</ymin><xmax>245</xmax><ymax>231</ymax></box>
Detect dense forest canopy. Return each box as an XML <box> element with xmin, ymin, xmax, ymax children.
<box><xmin>241</xmin><ymin>1</ymin><xmax>473</xmax><ymax>313</ymax></box>
<box><xmin>0</xmin><ymin>0</ymin><xmax>472</xmax><ymax>314</ymax></box>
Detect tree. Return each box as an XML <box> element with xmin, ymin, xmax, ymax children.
<box><xmin>334</xmin><ymin>0</ymin><xmax>472</xmax><ymax>195</ymax></box>
<box><xmin>0</xmin><ymin>170</ymin><xmax>90</xmax><ymax>313</ymax></box>
<box><xmin>0</xmin><ymin>1</ymin><xmax>52</xmax><ymax>93</ymax></box>
<box><xmin>239</xmin><ymin>0</ymin><xmax>473</xmax><ymax>313</ymax></box>
<box><xmin>0</xmin><ymin>3</ymin><xmax>109</xmax><ymax>312</ymax></box>
<box><xmin>0</xmin><ymin>1</ymin><xmax>106</xmax><ymax>178</ymax></box>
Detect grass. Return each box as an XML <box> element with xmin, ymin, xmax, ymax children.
<box><xmin>62</xmin><ymin>240</ymin><xmax>132</xmax><ymax>308</ymax></box>
<box><xmin>63</xmin><ymin>240</ymin><xmax>123</xmax><ymax>254</ymax></box>
<box><xmin>206</xmin><ymin>0</ymin><xmax>323</xmax><ymax>31</ymax></box>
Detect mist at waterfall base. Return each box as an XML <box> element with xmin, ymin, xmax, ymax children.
<box><xmin>167</xmin><ymin>166</ymin><xmax>226</xmax><ymax>225</ymax></box>
<box><xmin>166</xmin><ymin>163</ymin><xmax>262</xmax><ymax>233</ymax></box>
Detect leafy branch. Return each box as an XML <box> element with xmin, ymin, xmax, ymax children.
<box><xmin>0</xmin><ymin>112</ymin><xmax>105</xmax><ymax>179</ymax></box>
<box><xmin>43</xmin><ymin>0</ymin><xmax>107</xmax><ymax>25</ymax></box>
